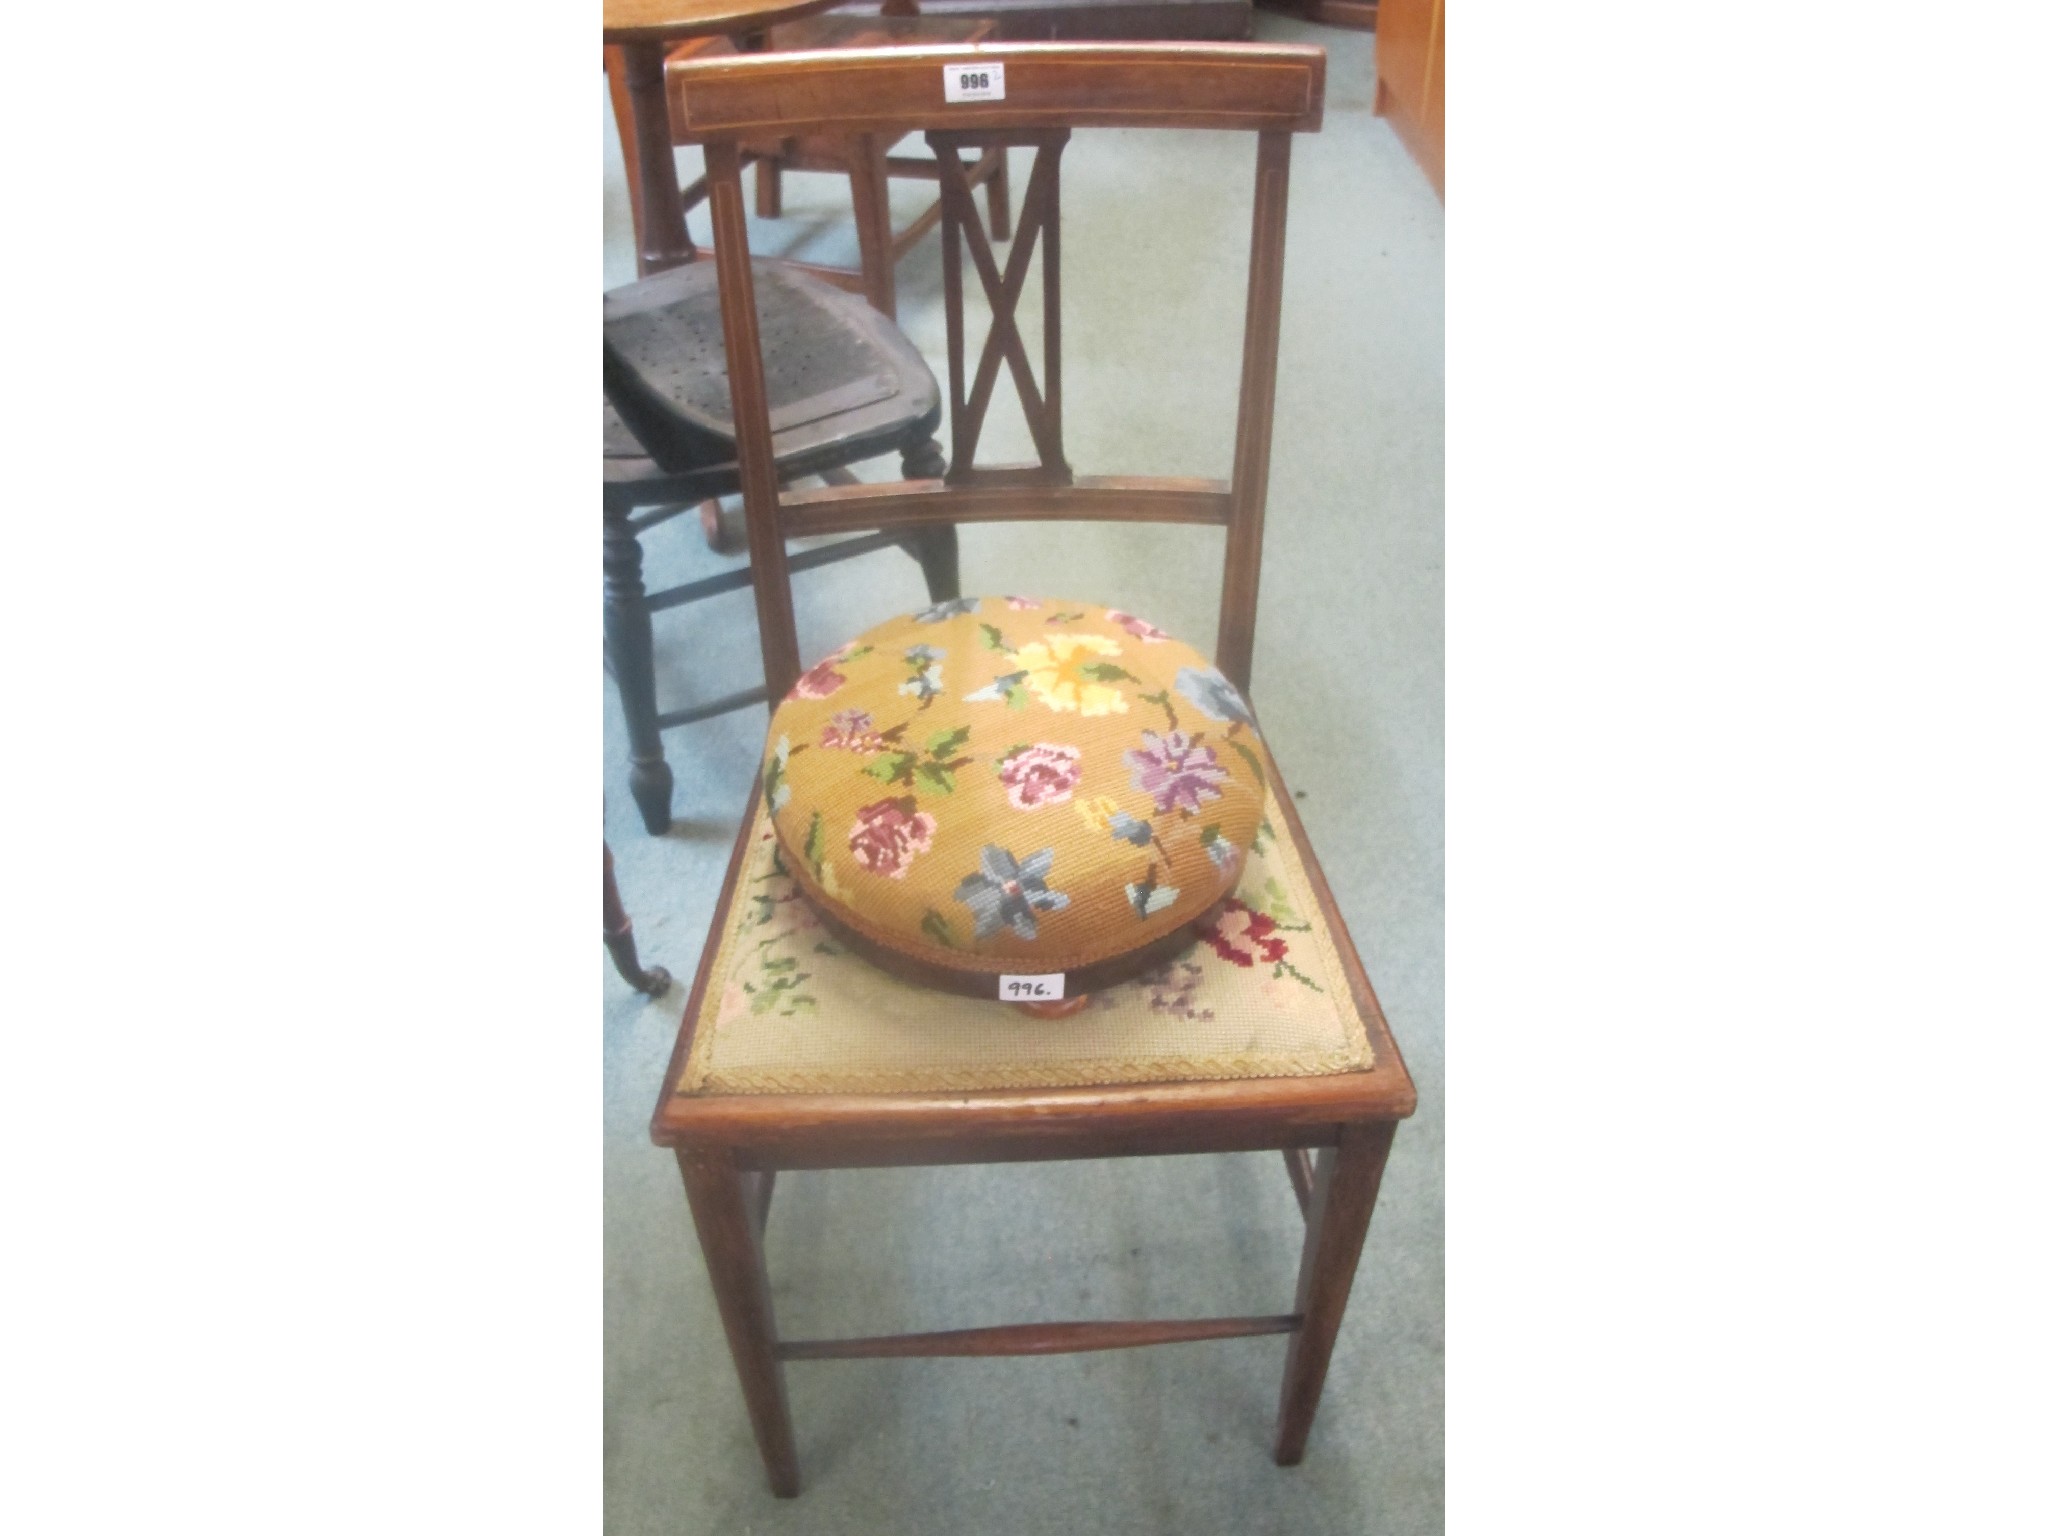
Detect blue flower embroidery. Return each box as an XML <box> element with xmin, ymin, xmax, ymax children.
<box><xmin>915</xmin><ymin>597</ymin><xmax>981</xmax><ymax>623</ymax></box>
<box><xmin>1174</xmin><ymin>664</ymin><xmax>1256</xmax><ymax>729</ymax></box>
<box><xmin>954</xmin><ymin>846</ymin><xmax>1070</xmax><ymax>941</ymax></box>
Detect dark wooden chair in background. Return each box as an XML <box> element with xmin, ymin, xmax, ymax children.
<box><xmin>645</xmin><ymin>40</ymin><xmax>1417</xmax><ymax>1496</ymax></box>
<box><xmin>607</xmin><ymin>2</ymin><xmax>1011</xmax><ymax>318</ymax></box>
<box><xmin>604</xmin><ymin>0</ymin><xmax>965</xmax><ymax>836</ymax></box>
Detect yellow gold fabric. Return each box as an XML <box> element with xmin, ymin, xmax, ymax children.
<box><xmin>761</xmin><ymin>597</ymin><xmax>1272</xmax><ymax>982</ymax></box>
<box><xmin>675</xmin><ymin>786</ymin><xmax>1375</xmax><ymax>1096</ymax></box>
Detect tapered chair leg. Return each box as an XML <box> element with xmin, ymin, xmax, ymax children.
<box><xmin>1274</xmin><ymin>1120</ymin><xmax>1398</xmax><ymax>1465</ymax></box>
<box><xmin>756</xmin><ymin>147</ymin><xmax>784</xmax><ymax>218</ymax></box>
<box><xmin>603</xmin><ymin>511</ymin><xmax>675</xmax><ymax>834</ymax></box>
<box><xmin>677</xmin><ymin>1147</ymin><xmax>800</xmax><ymax>1497</ymax></box>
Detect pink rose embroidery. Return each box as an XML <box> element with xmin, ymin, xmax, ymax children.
<box><xmin>846</xmin><ymin>798</ymin><xmax>937</xmax><ymax>879</ymax></box>
<box><xmin>1105</xmin><ymin>608</ymin><xmax>1171</xmax><ymax>643</ymax></box>
<box><xmin>997</xmin><ymin>744</ymin><xmax>1083</xmax><ymax>810</ymax></box>
<box><xmin>1005</xmin><ymin>596</ymin><xmax>1044</xmax><ymax>610</ymax></box>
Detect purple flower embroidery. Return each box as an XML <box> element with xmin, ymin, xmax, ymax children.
<box><xmin>1124</xmin><ymin>729</ymin><xmax>1229</xmax><ymax>816</ymax></box>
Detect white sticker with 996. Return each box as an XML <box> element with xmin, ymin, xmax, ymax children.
<box><xmin>943</xmin><ymin>61</ymin><xmax>1005</xmax><ymax>104</ymax></box>
<box><xmin>999</xmin><ymin>973</ymin><xmax>1064</xmax><ymax>1002</ymax></box>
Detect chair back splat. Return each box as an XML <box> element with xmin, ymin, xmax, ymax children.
<box><xmin>677</xmin><ymin>41</ymin><xmax>1326</xmax><ymax>700</ymax></box>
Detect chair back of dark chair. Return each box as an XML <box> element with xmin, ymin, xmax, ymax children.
<box><xmin>671</xmin><ymin>41</ymin><xmax>1327</xmax><ymax>700</ymax></box>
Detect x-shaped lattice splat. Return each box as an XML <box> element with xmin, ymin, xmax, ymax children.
<box><xmin>932</xmin><ymin>130</ymin><xmax>1071</xmax><ymax>482</ymax></box>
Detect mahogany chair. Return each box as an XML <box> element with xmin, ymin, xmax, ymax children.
<box><xmin>647</xmin><ymin>41</ymin><xmax>1416</xmax><ymax>1496</ymax></box>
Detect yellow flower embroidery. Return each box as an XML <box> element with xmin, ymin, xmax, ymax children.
<box><xmin>1075</xmin><ymin>795</ymin><xmax>1120</xmax><ymax>833</ymax></box>
<box><xmin>1014</xmin><ymin>634</ymin><xmax>1130</xmax><ymax>716</ymax></box>
<box><xmin>820</xmin><ymin>861</ymin><xmax>854</xmax><ymax>908</ymax></box>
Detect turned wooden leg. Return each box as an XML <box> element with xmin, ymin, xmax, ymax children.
<box><xmin>677</xmin><ymin>1147</ymin><xmax>800</xmax><ymax>1497</ymax></box>
<box><xmin>985</xmin><ymin>144</ymin><xmax>1011</xmax><ymax>241</ymax></box>
<box><xmin>603</xmin><ymin>843</ymin><xmax>671</xmax><ymax>996</ymax></box>
<box><xmin>897</xmin><ymin>437</ymin><xmax>958</xmax><ymax>603</ymax></box>
<box><xmin>1274</xmin><ymin>1120</ymin><xmax>1398</xmax><ymax>1465</ymax></box>
<box><xmin>603</xmin><ymin>512</ymin><xmax>674</xmax><ymax>834</ymax></box>
<box><xmin>845</xmin><ymin>133</ymin><xmax>897</xmax><ymax>320</ymax></box>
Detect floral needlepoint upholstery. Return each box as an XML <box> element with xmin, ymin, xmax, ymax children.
<box><xmin>674</xmin><ymin>787</ymin><xmax>1375</xmax><ymax>1096</ymax></box>
<box><xmin>760</xmin><ymin>598</ymin><xmax>1272</xmax><ymax>995</ymax></box>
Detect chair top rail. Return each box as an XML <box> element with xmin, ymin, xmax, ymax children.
<box><xmin>667</xmin><ymin>41</ymin><xmax>1326</xmax><ymax>141</ymax></box>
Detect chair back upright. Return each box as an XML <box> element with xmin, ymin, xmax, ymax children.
<box><xmin>670</xmin><ymin>41</ymin><xmax>1327</xmax><ymax>701</ymax></box>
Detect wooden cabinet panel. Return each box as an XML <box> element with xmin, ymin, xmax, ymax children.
<box><xmin>1374</xmin><ymin>0</ymin><xmax>1442</xmax><ymax>197</ymax></box>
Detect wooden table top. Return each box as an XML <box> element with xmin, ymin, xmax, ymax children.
<box><xmin>603</xmin><ymin>0</ymin><xmax>848</xmax><ymax>43</ymax></box>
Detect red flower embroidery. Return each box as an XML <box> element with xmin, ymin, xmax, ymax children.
<box><xmin>1198</xmin><ymin>899</ymin><xmax>1287</xmax><ymax>968</ymax></box>
<box><xmin>846</xmin><ymin>797</ymin><xmax>937</xmax><ymax>879</ymax></box>
<box><xmin>791</xmin><ymin>656</ymin><xmax>847</xmax><ymax>700</ymax></box>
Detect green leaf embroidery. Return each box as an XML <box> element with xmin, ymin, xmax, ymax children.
<box><xmin>802</xmin><ymin>811</ymin><xmax>825</xmax><ymax>877</ymax></box>
<box><xmin>926</xmin><ymin>725</ymin><xmax>971</xmax><ymax>761</ymax></box>
<box><xmin>921</xmin><ymin>909</ymin><xmax>959</xmax><ymax>949</ymax></box>
<box><xmin>1078</xmin><ymin>661</ymin><xmax>1137</xmax><ymax>683</ymax></box>
<box><xmin>1226</xmin><ymin>736</ymin><xmax>1268</xmax><ymax>788</ymax></box>
<box><xmin>865</xmin><ymin>752</ymin><xmax>915</xmax><ymax>784</ymax></box>
<box><xmin>1274</xmin><ymin>959</ymin><xmax>1322</xmax><ymax>993</ymax></box>
<box><xmin>1005</xmin><ymin>687</ymin><xmax>1031</xmax><ymax>711</ymax></box>
<box><xmin>978</xmin><ymin>623</ymin><xmax>1008</xmax><ymax>652</ymax></box>
<box><xmin>913</xmin><ymin>760</ymin><xmax>957</xmax><ymax>795</ymax></box>
<box><xmin>1262</xmin><ymin>876</ymin><xmax>1299</xmax><ymax>927</ymax></box>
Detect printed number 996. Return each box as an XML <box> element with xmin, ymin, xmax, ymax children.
<box><xmin>943</xmin><ymin>61</ymin><xmax>1005</xmax><ymax>103</ymax></box>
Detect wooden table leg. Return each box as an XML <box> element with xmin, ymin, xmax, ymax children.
<box><xmin>604</xmin><ymin>843</ymin><xmax>671</xmax><ymax>996</ymax></box>
<box><xmin>620</xmin><ymin>39</ymin><xmax>698</xmax><ymax>276</ymax></box>
<box><xmin>845</xmin><ymin>132</ymin><xmax>898</xmax><ymax>319</ymax></box>
<box><xmin>1274</xmin><ymin>1120</ymin><xmax>1398</xmax><ymax>1464</ymax></box>
<box><xmin>677</xmin><ymin>1146</ymin><xmax>801</xmax><ymax>1497</ymax></box>
<box><xmin>603</xmin><ymin>512</ymin><xmax>675</xmax><ymax>834</ymax></box>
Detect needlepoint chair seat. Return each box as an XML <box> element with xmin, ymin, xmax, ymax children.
<box><xmin>758</xmin><ymin>596</ymin><xmax>1271</xmax><ymax>997</ymax></box>
<box><xmin>676</xmin><ymin>776</ymin><xmax>1371</xmax><ymax>1096</ymax></box>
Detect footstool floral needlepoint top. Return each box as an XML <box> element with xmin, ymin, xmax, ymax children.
<box><xmin>761</xmin><ymin>598</ymin><xmax>1272</xmax><ymax>992</ymax></box>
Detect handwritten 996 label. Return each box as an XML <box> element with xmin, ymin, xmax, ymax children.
<box><xmin>999</xmin><ymin>973</ymin><xmax>1065</xmax><ymax>1002</ymax></box>
<box><xmin>943</xmin><ymin>61</ymin><xmax>1005</xmax><ymax>104</ymax></box>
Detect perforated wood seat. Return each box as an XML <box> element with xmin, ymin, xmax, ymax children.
<box><xmin>603</xmin><ymin>258</ymin><xmax>941</xmax><ymax>479</ymax></box>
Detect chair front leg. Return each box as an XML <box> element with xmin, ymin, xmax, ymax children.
<box><xmin>677</xmin><ymin>1147</ymin><xmax>800</xmax><ymax>1497</ymax></box>
<box><xmin>603</xmin><ymin>512</ymin><xmax>675</xmax><ymax>834</ymax></box>
<box><xmin>1274</xmin><ymin>1120</ymin><xmax>1398</xmax><ymax>1464</ymax></box>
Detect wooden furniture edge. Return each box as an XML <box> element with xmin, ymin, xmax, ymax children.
<box><xmin>666</xmin><ymin>41</ymin><xmax>1328</xmax><ymax>139</ymax></box>
<box><xmin>649</xmin><ymin>756</ymin><xmax>1417</xmax><ymax>1152</ymax></box>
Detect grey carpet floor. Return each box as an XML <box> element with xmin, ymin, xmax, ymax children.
<box><xmin>604</xmin><ymin>19</ymin><xmax>1442</xmax><ymax>1533</ymax></box>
